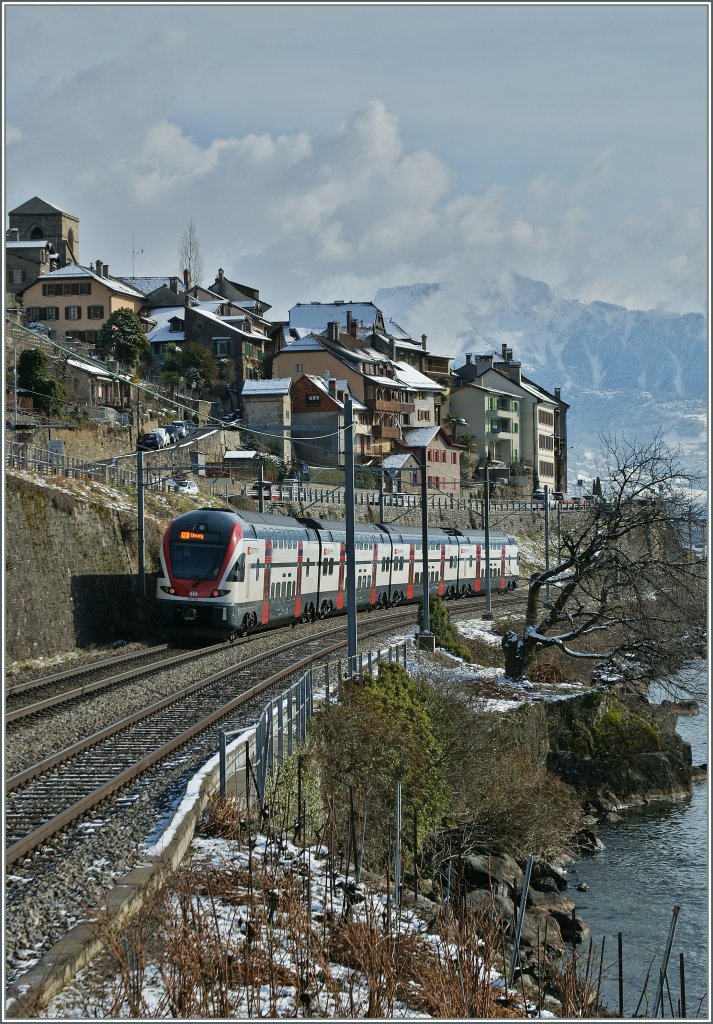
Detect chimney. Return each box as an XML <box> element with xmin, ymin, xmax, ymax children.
<box><xmin>421</xmin><ymin>333</ymin><xmax>428</xmax><ymax>350</ymax></box>
<box><xmin>506</xmin><ymin>347</ymin><xmax>513</xmax><ymax>361</ymax></box>
<box><xmin>218</xmin><ymin>267</ymin><xmax>224</xmax><ymax>285</ymax></box>
<box><xmin>328</xmin><ymin>377</ymin><xmax>337</xmax><ymax>398</ymax></box>
<box><xmin>554</xmin><ymin>387</ymin><xmax>561</xmax><ymax>402</ymax></box>
<box><xmin>95</xmin><ymin>259</ymin><xmax>103</xmax><ymax>277</ymax></box>
<box><xmin>501</xmin><ymin>343</ymin><xmax>508</xmax><ymax>360</ymax></box>
<box><xmin>509</xmin><ymin>361</ymin><xmax>522</xmax><ymax>385</ymax></box>
<box><xmin>465</xmin><ymin>353</ymin><xmax>472</xmax><ymax>365</ymax></box>
<box><xmin>327</xmin><ymin>321</ymin><xmax>340</xmax><ymax>342</ymax></box>
<box><xmin>346</xmin><ymin>310</ymin><xmax>353</xmax><ymax>332</ymax></box>
<box><xmin>170</xmin><ymin>276</ymin><xmax>179</xmax><ymax>293</ymax></box>
<box><xmin>103</xmin><ymin>264</ymin><xmax>109</xmax><ymax>277</ymax></box>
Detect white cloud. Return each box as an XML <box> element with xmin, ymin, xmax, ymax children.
<box><xmin>5</xmin><ymin>38</ymin><xmax>706</xmax><ymax>321</ymax></box>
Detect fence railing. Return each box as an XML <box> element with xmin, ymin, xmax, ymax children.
<box><xmin>6</xmin><ymin>441</ymin><xmax>583</xmax><ymax>515</ymax></box>
<box><xmin>218</xmin><ymin>639</ymin><xmax>410</xmax><ymax>807</ymax></box>
<box><xmin>5</xmin><ymin>440</ymin><xmax>138</xmax><ymax>486</ymax></box>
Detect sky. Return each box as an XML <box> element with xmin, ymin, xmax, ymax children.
<box><xmin>3</xmin><ymin>2</ymin><xmax>710</xmax><ymax>326</ymax></box>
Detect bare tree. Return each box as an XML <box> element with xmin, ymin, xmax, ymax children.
<box><xmin>502</xmin><ymin>434</ymin><xmax>706</xmax><ymax>686</ymax></box>
<box><xmin>177</xmin><ymin>219</ymin><xmax>204</xmax><ymax>288</ymax></box>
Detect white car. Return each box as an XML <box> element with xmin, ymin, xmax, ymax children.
<box><xmin>168</xmin><ymin>478</ymin><xmax>199</xmax><ymax>495</ymax></box>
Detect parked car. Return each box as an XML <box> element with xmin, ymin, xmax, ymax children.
<box><xmin>531</xmin><ymin>489</ymin><xmax>547</xmax><ymax>502</ymax></box>
<box><xmin>182</xmin><ymin>420</ymin><xmax>197</xmax><ymax>434</ymax></box>
<box><xmin>167</xmin><ymin>420</ymin><xmax>187</xmax><ymax>438</ymax></box>
<box><xmin>161</xmin><ymin>424</ymin><xmax>178</xmax><ymax>444</ymax></box>
<box><xmin>552</xmin><ymin>491</ymin><xmax>566</xmax><ymax>503</ymax></box>
<box><xmin>167</xmin><ymin>478</ymin><xmax>199</xmax><ymax>495</ymax></box>
<box><xmin>26</xmin><ymin>322</ymin><xmax>51</xmax><ymax>336</ymax></box>
<box><xmin>137</xmin><ymin>432</ymin><xmax>163</xmax><ymax>451</ymax></box>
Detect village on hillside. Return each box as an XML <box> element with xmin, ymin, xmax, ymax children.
<box><xmin>6</xmin><ymin>196</ymin><xmax>572</xmax><ymax>499</ymax></box>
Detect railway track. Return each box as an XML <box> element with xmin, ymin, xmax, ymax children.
<box><xmin>5</xmin><ymin>589</ymin><xmax>528</xmax><ymax>869</ymax></box>
<box><xmin>3</xmin><ymin>615</ymin><xmax>419</xmax><ymax>868</ymax></box>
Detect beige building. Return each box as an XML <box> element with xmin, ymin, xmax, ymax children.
<box><xmin>19</xmin><ymin>261</ymin><xmax>145</xmax><ymax>346</ymax></box>
<box><xmin>449</xmin><ymin>347</ymin><xmax>569</xmax><ymax>492</ymax></box>
<box><xmin>240</xmin><ymin>378</ymin><xmax>293</xmax><ymax>463</ymax></box>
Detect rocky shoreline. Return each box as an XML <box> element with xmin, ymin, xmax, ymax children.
<box><xmin>409</xmin><ymin>673</ymin><xmax>705</xmax><ymax>1012</ymax></box>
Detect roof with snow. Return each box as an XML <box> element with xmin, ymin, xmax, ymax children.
<box><xmin>118</xmin><ymin>276</ymin><xmax>186</xmax><ymax>295</ymax></box>
<box><xmin>382</xmin><ymin>452</ymin><xmax>417</xmax><ymax>470</ymax></box>
<box><xmin>224</xmin><ymin>450</ymin><xmax>260</xmax><ymax>461</ymax></box>
<box><xmin>401</xmin><ymin>426</ymin><xmax>462</xmax><ymax>449</ymax></box>
<box><xmin>6</xmin><ymin>240</ymin><xmax>56</xmax><ymax>250</ymax></box>
<box><xmin>393</xmin><ymin>360</ymin><xmax>444</xmax><ymax>392</ymax></box>
<box><xmin>10</xmin><ymin>196</ymin><xmax>77</xmax><ymax>217</ymax></box>
<box><xmin>277</xmin><ymin>333</ymin><xmax>329</xmax><ymax>353</ymax></box>
<box><xmin>30</xmin><ymin>264</ymin><xmax>145</xmax><ymax>298</ymax></box>
<box><xmin>289</xmin><ymin>301</ymin><xmax>382</xmax><ymax>331</ymax></box>
<box><xmin>66</xmin><ymin>357</ymin><xmax>132</xmax><ymax>382</ymax></box>
<box><xmin>302</xmin><ymin>375</ymin><xmax>366</xmax><ymax>411</ymax></box>
<box><xmin>242</xmin><ymin>378</ymin><xmax>292</xmax><ymax>397</ymax></box>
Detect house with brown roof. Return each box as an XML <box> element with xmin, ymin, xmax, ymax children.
<box><xmin>19</xmin><ymin>260</ymin><xmax>145</xmax><ymax>346</ymax></box>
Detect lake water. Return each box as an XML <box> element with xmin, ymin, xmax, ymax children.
<box><xmin>566</xmin><ymin>663</ymin><xmax>709</xmax><ymax>1018</ymax></box>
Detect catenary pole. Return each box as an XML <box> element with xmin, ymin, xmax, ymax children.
<box><xmin>344</xmin><ymin>398</ymin><xmax>358</xmax><ymax>674</ymax></box>
<box><xmin>419</xmin><ymin>446</ymin><xmax>434</xmax><ymax>648</ymax></box>
<box><xmin>483</xmin><ymin>462</ymin><xmax>493</xmax><ymax>619</ymax></box>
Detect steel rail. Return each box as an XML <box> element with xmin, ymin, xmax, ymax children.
<box><xmin>4</xmin><ymin>620</ymin><xmax>409</xmax><ymax>867</ymax></box>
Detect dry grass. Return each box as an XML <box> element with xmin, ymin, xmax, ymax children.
<box><xmin>66</xmin><ymin>796</ymin><xmax>610</xmax><ymax>1019</ymax></box>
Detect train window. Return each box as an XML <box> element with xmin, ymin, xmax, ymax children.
<box><xmin>305</xmin><ymin>558</ymin><xmax>310</xmax><ymax>576</ymax></box>
<box><xmin>227</xmin><ymin>553</ymin><xmax>245</xmax><ymax>583</ymax></box>
<box><xmin>329</xmin><ymin>558</ymin><xmax>334</xmax><ymax>575</ymax></box>
<box><xmin>322</xmin><ymin>556</ymin><xmax>328</xmax><ymax>574</ymax></box>
<box><xmin>469</xmin><ymin>556</ymin><xmax>473</xmax><ymax>569</ymax></box>
<box><xmin>255</xmin><ymin>561</ymin><xmax>260</xmax><ymax>581</ymax></box>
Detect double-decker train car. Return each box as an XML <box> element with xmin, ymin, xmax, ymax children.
<box><xmin>157</xmin><ymin>508</ymin><xmax>519</xmax><ymax>639</ymax></box>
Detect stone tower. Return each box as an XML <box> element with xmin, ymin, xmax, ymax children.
<box><xmin>8</xmin><ymin>196</ymin><xmax>80</xmax><ymax>265</ymax></box>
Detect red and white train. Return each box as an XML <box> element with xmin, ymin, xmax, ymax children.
<box><xmin>157</xmin><ymin>508</ymin><xmax>520</xmax><ymax>639</ymax></box>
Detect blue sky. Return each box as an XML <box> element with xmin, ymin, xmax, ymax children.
<box><xmin>4</xmin><ymin>3</ymin><xmax>709</xmax><ymax>322</ymax></box>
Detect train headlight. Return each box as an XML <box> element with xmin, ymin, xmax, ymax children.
<box><xmin>160</xmin><ymin>586</ymin><xmax>177</xmax><ymax>595</ymax></box>
<box><xmin>211</xmin><ymin>589</ymin><xmax>230</xmax><ymax>598</ymax></box>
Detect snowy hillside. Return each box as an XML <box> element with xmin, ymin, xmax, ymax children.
<box><xmin>375</xmin><ymin>274</ymin><xmax>707</xmax><ymax>480</ymax></box>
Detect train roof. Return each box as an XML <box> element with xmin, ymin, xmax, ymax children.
<box><xmin>298</xmin><ymin>517</ymin><xmax>389</xmax><ymax>541</ymax></box>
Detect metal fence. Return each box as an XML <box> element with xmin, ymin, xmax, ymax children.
<box><xmin>218</xmin><ymin>638</ymin><xmax>410</xmax><ymax>807</ymax></box>
<box><xmin>6</xmin><ymin>440</ymin><xmax>577</xmax><ymax>515</ymax></box>
<box><xmin>5</xmin><ymin>439</ymin><xmax>138</xmax><ymax>486</ymax></box>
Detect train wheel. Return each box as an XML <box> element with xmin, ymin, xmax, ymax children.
<box><xmin>238</xmin><ymin>614</ymin><xmax>250</xmax><ymax>637</ymax></box>
<box><xmin>250</xmin><ymin>612</ymin><xmax>259</xmax><ymax>630</ymax></box>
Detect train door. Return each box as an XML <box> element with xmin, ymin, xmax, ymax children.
<box><xmin>336</xmin><ymin>541</ymin><xmax>346</xmax><ymax>609</ymax></box>
<box><xmin>261</xmin><ymin>538</ymin><xmax>272</xmax><ymax>624</ymax></box>
<box><xmin>500</xmin><ymin>544</ymin><xmax>506</xmax><ymax>589</ymax></box>
<box><xmin>438</xmin><ymin>543</ymin><xmax>446</xmax><ymax>596</ymax></box>
<box><xmin>295</xmin><ymin>540</ymin><xmax>303</xmax><ymax>617</ymax></box>
<box><xmin>407</xmin><ymin>543</ymin><xmax>415</xmax><ymax>599</ymax></box>
<box><xmin>370</xmin><ymin>542</ymin><xmax>378</xmax><ymax>606</ymax></box>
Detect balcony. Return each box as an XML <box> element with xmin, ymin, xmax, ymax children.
<box><xmin>372</xmin><ymin>424</ymin><xmax>401</xmax><ymax>439</ymax></box>
<box><xmin>365</xmin><ymin>397</ymin><xmax>415</xmax><ymax>414</ymax></box>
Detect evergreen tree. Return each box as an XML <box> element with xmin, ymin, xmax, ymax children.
<box><xmin>179</xmin><ymin>342</ymin><xmax>217</xmax><ymax>386</ymax></box>
<box><xmin>17</xmin><ymin>348</ymin><xmax>65</xmax><ymax>416</ymax></box>
<box><xmin>98</xmin><ymin>308</ymin><xmax>148</xmax><ymax>366</ymax></box>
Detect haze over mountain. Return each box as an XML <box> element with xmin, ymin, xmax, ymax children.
<box><xmin>375</xmin><ymin>273</ymin><xmax>707</xmax><ymax>484</ymax></box>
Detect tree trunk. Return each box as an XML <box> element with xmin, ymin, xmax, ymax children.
<box><xmin>502</xmin><ymin>631</ymin><xmax>528</xmax><ymax>681</ymax></box>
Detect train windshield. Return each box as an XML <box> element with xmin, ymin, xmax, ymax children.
<box><xmin>170</xmin><ymin>533</ymin><xmax>226</xmax><ymax>580</ymax></box>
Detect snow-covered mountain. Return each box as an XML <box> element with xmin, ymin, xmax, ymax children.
<box><xmin>375</xmin><ymin>273</ymin><xmax>707</xmax><ymax>481</ymax></box>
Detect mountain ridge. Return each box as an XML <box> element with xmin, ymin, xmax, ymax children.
<box><xmin>374</xmin><ymin>273</ymin><xmax>707</xmax><ymax>480</ymax></box>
